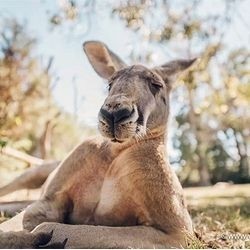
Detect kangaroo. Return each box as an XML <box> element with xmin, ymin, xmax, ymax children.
<box><xmin>0</xmin><ymin>161</ymin><xmax>59</xmax><ymax>198</ymax></box>
<box><xmin>0</xmin><ymin>41</ymin><xmax>196</xmax><ymax>248</ymax></box>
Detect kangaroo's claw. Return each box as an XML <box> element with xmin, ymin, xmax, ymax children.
<box><xmin>34</xmin><ymin>230</ymin><xmax>54</xmax><ymax>247</ymax></box>
<box><xmin>37</xmin><ymin>237</ymin><xmax>68</xmax><ymax>249</ymax></box>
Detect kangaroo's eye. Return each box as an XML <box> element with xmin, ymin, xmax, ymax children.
<box><xmin>107</xmin><ymin>84</ymin><xmax>112</xmax><ymax>91</ymax></box>
<box><xmin>151</xmin><ymin>81</ymin><xmax>163</xmax><ymax>88</ymax></box>
<box><xmin>149</xmin><ymin>80</ymin><xmax>163</xmax><ymax>95</ymax></box>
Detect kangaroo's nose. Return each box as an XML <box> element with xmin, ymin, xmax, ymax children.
<box><xmin>113</xmin><ymin>108</ymin><xmax>133</xmax><ymax>123</ymax></box>
<box><xmin>99</xmin><ymin>108</ymin><xmax>113</xmax><ymax>124</ymax></box>
<box><xmin>100</xmin><ymin>108</ymin><xmax>133</xmax><ymax>124</ymax></box>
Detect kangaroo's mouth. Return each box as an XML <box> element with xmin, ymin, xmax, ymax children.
<box><xmin>98</xmin><ymin>118</ymin><xmax>146</xmax><ymax>144</ymax></box>
<box><xmin>98</xmin><ymin>120</ymin><xmax>138</xmax><ymax>143</ymax></box>
<box><xmin>111</xmin><ymin>138</ymin><xmax>124</xmax><ymax>143</ymax></box>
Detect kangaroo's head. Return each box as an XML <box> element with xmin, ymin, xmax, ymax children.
<box><xmin>83</xmin><ymin>41</ymin><xmax>196</xmax><ymax>143</ymax></box>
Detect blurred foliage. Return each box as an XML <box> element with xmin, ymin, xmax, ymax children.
<box><xmin>0</xmin><ymin>19</ymin><xmax>96</xmax><ymax>175</ymax></box>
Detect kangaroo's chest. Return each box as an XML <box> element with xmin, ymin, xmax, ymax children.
<box><xmin>68</xmin><ymin>153</ymin><xmax>148</xmax><ymax>227</ymax></box>
<box><xmin>93</xmin><ymin>176</ymin><xmax>139</xmax><ymax>226</ymax></box>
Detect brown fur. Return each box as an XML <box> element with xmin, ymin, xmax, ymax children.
<box><xmin>0</xmin><ymin>41</ymin><xmax>196</xmax><ymax>248</ymax></box>
<box><xmin>0</xmin><ymin>161</ymin><xmax>59</xmax><ymax>197</ymax></box>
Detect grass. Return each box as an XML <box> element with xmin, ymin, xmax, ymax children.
<box><xmin>185</xmin><ymin>184</ymin><xmax>250</xmax><ymax>248</ymax></box>
<box><xmin>0</xmin><ymin>184</ymin><xmax>249</xmax><ymax>248</ymax></box>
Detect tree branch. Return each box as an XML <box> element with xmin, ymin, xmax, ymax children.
<box><xmin>0</xmin><ymin>146</ymin><xmax>45</xmax><ymax>165</ymax></box>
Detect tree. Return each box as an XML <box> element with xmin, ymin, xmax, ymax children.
<box><xmin>0</xmin><ymin>18</ymin><xmax>95</xmax><ymax>167</ymax></box>
<box><xmin>0</xmin><ymin>19</ymin><xmax>55</xmax><ymax>156</ymax></box>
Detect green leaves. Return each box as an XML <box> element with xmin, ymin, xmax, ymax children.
<box><xmin>0</xmin><ymin>139</ymin><xmax>7</xmax><ymax>149</ymax></box>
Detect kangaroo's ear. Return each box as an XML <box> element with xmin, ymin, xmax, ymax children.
<box><xmin>152</xmin><ymin>58</ymin><xmax>197</xmax><ymax>85</ymax></box>
<box><xmin>83</xmin><ymin>41</ymin><xmax>127</xmax><ymax>79</ymax></box>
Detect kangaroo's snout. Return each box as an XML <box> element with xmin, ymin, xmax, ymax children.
<box><xmin>99</xmin><ymin>95</ymin><xmax>134</xmax><ymax>124</ymax></box>
<box><xmin>100</xmin><ymin>107</ymin><xmax>134</xmax><ymax>126</ymax></box>
<box><xmin>98</xmin><ymin>95</ymin><xmax>140</xmax><ymax>142</ymax></box>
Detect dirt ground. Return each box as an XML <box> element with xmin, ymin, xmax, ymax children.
<box><xmin>0</xmin><ymin>183</ymin><xmax>249</xmax><ymax>248</ymax></box>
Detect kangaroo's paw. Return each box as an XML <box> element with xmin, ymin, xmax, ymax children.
<box><xmin>0</xmin><ymin>230</ymin><xmax>58</xmax><ymax>249</ymax></box>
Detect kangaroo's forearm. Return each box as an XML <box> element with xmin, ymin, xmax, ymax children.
<box><xmin>32</xmin><ymin>222</ymin><xmax>185</xmax><ymax>248</ymax></box>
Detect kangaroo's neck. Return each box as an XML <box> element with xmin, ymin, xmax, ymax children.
<box><xmin>110</xmin><ymin>125</ymin><xmax>168</xmax><ymax>155</ymax></box>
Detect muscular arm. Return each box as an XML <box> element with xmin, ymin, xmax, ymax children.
<box><xmin>33</xmin><ymin>222</ymin><xmax>185</xmax><ymax>249</ymax></box>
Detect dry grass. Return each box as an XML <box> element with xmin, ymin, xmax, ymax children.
<box><xmin>0</xmin><ymin>184</ymin><xmax>249</xmax><ymax>248</ymax></box>
<box><xmin>185</xmin><ymin>184</ymin><xmax>250</xmax><ymax>248</ymax></box>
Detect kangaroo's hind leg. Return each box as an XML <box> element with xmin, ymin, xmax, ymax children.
<box><xmin>0</xmin><ymin>161</ymin><xmax>59</xmax><ymax>197</ymax></box>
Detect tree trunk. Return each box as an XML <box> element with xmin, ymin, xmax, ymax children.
<box><xmin>233</xmin><ymin>129</ymin><xmax>250</xmax><ymax>182</ymax></box>
<box><xmin>1</xmin><ymin>146</ymin><xmax>44</xmax><ymax>165</ymax></box>
<box><xmin>197</xmin><ymin>150</ymin><xmax>211</xmax><ymax>186</ymax></box>
<box><xmin>39</xmin><ymin>121</ymin><xmax>53</xmax><ymax>159</ymax></box>
<box><xmin>186</xmin><ymin>85</ymin><xmax>211</xmax><ymax>186</ymax></box>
